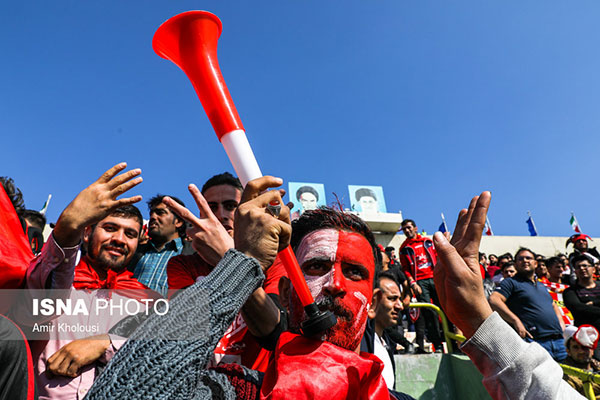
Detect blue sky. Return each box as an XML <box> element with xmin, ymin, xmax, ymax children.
<box><xmin>2</xmin><ymin>1</ymin><xmax>599</xmax><ymax>236</ymax></box>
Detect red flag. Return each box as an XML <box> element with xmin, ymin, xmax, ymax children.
<box><xmin>0</xmin><ymin>186</ymin><xmax>34</xmax><ymax>313</ymax></box>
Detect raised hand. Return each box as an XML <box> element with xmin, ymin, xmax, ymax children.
<box><xmin>163</xmin><ymin>184</ymin><xmax>234</xmax><ymax>266</ymax></box>
<box><xmin>234</xmin><ymin>176</ymin><xmax>291</xmax><ymax>271</ymax></box>
<box><xmin>53</xmin><ymin>163</ymin><xmax>142</xmax><ymax>247</ymax></box>
<box><xmin>433</xmin><ymin>191</ymin><xmax>493</xmax><ymax>338</ymax></box>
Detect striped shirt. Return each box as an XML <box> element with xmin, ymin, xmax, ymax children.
<box><xmin>132</xmin><ymin>237</ymin><xmax>184</xmax><ymax>297</ymax></box>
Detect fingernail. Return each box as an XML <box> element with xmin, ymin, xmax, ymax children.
<box><xmin>274</xmin><ymin>177</ymin><xmax>283</xmax><ymax>185</ymax></box>
<box><xmin>134</xmin><ymin>168</ymin><xmax>141</xmax><ymax>174</ymax></box>
<box><xmin>433</xmin><ymin>232</ymin><xmax>447</xmax><ymax>243</ymax></box>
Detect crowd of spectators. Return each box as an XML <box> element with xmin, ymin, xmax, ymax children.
<box><xmin>0</xmin><ymin>167</ymin><xmax>596</xmax><ymax>399</ymax></box>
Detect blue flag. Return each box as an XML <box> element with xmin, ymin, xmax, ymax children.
<box><xmin>438</xmin><ymin>222</ymin><xmax>447</xmax><ymax>233</ymax></box>
<box><xmin>526</xmin><ymin>216</ymin><xmax>538</xmax><ymax>236</ymax></box>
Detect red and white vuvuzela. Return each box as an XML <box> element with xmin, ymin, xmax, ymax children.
<box><xmin>152</xmin><ymin>11</ymin><xmax>336</xmax><ymax>336</ymax></box>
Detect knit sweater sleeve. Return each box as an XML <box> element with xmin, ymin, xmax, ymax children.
<box><xmin>461</xmin><ymin>312</ymin><xmax>585</xmax><ymax>400</ymax></box>
<box><xmin>85</xmin><ymin>249</ymin><xmax>265</xmax><ymax>400</ymax></box>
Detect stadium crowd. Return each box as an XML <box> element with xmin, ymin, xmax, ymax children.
<box><xmin>0</xmin><ymin>166</ymin><xmax>597</xmax><ymax>399</ymax></box>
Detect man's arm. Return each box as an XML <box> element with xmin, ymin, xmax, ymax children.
<box><xmin>433</xmin><ymin>192</ymin><xmax>584</xmax><ymax>399</ymax></box>
<box><xmin>552</xmin><ymin>301</ymin><xmax>566</xmax><ymax>332</ymax></box>
<box><xmin>488</xmin><ymin>292</ymin><xmax>533</xmax><ymax>339</ymax></box>
<box><xmin>164</xmin><ymin>177</ymin><xmax>288</xmax><ymax>338</ymax></box>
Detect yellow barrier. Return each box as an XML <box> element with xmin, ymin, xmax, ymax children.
<box><xmin>408</xmin><ymin>302</ymin><xmax>466</xmax><ymax>353</ymax></box>
<box><xmin>560</xmin><ymin>364</ymin><xmax>600</xmax><ymax>400</ymax></box>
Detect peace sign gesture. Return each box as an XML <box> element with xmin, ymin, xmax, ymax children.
<box><xmin>164</xmin><ymin>184</ymin><xmax>234</xmax><ymax>266</ymax></box>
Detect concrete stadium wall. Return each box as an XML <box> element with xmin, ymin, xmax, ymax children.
<box><xmin>375</xmin><ymin>233</ymin><xmax>600</xmax><ymax>258</ymax></box>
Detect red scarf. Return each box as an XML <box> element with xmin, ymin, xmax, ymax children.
<box><xmin>261</xmin><ymin>332</ymin><xmax>390</xmax><ymax>400</ymax></box>
<box><xmin>73</xmin><ymin>256</ymin><xmax>154</xmax><ymax>300</ymax></box>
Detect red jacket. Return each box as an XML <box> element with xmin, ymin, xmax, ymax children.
<box><xmin>399</xmin><ymin>235</ymin><xmax>437</xmax><ymax>282</ymax></box>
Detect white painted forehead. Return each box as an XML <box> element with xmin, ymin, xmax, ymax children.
<box><xmin>296</xmin><ymin>228</ymin><xmax>339</xmax><ymax>266</ymax></box>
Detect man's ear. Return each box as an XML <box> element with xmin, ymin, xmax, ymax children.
<box><xmin>368</xmin><ymin>288</ymin><xmax>382</xmax><ymax>319</ymax></box>
<box><xmin>174</xmin><ymin>216</ymin><xmax>184</xmax><ymax>229</ymax></box>
<box><xmin>83</xmin><ymin>226</ymin><xmax>92</xmax><ymax>246</ymax></box>
<box><xmin>279</xmin><ymin>277</ymin><xmax>291</xmax><ymax>309</ymax></box>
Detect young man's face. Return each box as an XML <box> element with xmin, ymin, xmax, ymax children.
<box><xmin>568</xmin><ymin>340</ymin><xmax>594</xmax><ymax>365</ymax></box>
<box><xmin>515</xmin><ymin>250</ymin><xmax>537</xmax><ymax>276</ymax></box>
<box><xmin>503</xmin><ymin>265</ymin><xmax>517</xmax><ymax>279</ymax></box>
<box><xmin>401</xmin><ymin>222</ymin><xmax>417</xmax><ymax>239</ymax></box>
<box><xmin>288</xmin><ymin>228</ymin><xmax>375</xmax><ymax>351</ymax></box>
<box><xmin>575</xmin><ymin>239</ymin><xmax>589</xmax><ymax>251</ymax></box>
<box><xmin>374</xmin><ymin>278</ymin><xmax>403</xmax><ymax>329</ymax></box>
<box><xmin>548</xmin><ymin>263</ymin><xmax>563</xmax><ymax>281</ymax></box>
<box><xmin>535</xmin><ymin>263</ymin><xmax>548</xmax><ymax>278</ymax></box>
<box><xmin>148</xmin><ymin>201</ymin><xmax>182</xmax><ymax>243</ymax></box>
<box><xmin>85</xmin><ymin>215</ymin><xmax>140</xmax><ymax>271</ymax></box>
<box><xmin>574</xmin><ymin>260</ymin><xmax>594</xmax><ymax>281</ymax></box>
<box><xmin>203</xmin><ymin>184</ymin><xmax>242</xmax><ymax>237</ymax></box>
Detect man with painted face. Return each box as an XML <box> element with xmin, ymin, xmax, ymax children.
<box><xmin>86</xmin><ymin>176</ymin><xmax>415</xmax><ymax>400</ymax></box>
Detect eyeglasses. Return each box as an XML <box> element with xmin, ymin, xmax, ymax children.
<box><xmin>516</xmin><ymin>256</ymin><xmax>534</xmax><ymax>262</ymax></box>
<box><xmin>575</xmin><ymin>264</ymin><xmax>593</xmax><ymax>270</ymax></box>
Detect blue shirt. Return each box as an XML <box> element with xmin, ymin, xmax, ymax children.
<box><xmin>496</xmin><ymin>274</ymin><xmax>563</xmax><ymax>339</ymax></box>
<box><xmin>132</xmin><ymin>237</ymin><xmax>184</xmax><ymax>297</ymax></box>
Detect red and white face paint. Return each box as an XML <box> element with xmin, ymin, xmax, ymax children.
<box><xmin>289</xmin><ymin>228</ymin><xmax>375</xmax><ymax>351</ymax></box>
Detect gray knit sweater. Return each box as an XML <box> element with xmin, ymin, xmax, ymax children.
<box><xmin>85</xmin><ymin>249</ymin><xmax>265</xmax><ymax>400</ymax></box>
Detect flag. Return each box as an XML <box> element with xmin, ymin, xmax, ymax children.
<box><xmin>570</xmin><ymin>213</ymin><xmax>581</xmax><ymax>233</ymax></box>
<box><xmin>526</xmin><ymin>212</ymin><xmax>538</xmax><ymax>236</ymax></box>
<box><xmin>484</xmin><ymin>217</ymin><xmax>493</xmax><ymax>236</ymax></box>
<box><xmin>39</xmin><ymin>194</ymin><xmax>52</xmax><ymax>216</ymax></box>
<box><xmin>438</xmin><ymin>213</ymin><xmax>448</xmax><ymax>233</ymax></box>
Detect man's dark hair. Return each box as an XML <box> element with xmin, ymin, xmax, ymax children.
<box><xmin>355</xmin><ymin>188</ymin><xmax>377</xmax><ymax>202</ymax></box>
<box><xmin>499</xmin><ymin>252</ymin><xmax>513</xmax><ymax>261</ymax></box>
<box><xmin>515</xmin><ymin>247</ymin><xmax>537</xmax><ymax>260</ymax></box>
<box><xmin>296</xmin><ymin>185</ymin><xmax>319</xmax><ymax>202</ymax></box>
<box><xmin>501</xmin><ymin>261</ymin><xmax>516</xmax><ymax>271</ymax></box>
<box><xmin>401</xmin><ymin>219</ymin><xmax>416</xmax><ymax>227</ymax></box>
<box><xmin>385</xmin><ymin>246</ymin><xmax>395</xmax><ymax>254</ymax></box>
<box><xmin>0</xmin><ymin>177</ymin><xmax>25</xmax><ymax>216</ymax></box>
<box><xmin>291</xmin><ymin>207</ymin><xmax>381</xmax><ymax>278</ymax></box>
<box><xmin>376</xmin><ymin>270</ymin><xmax>400</xmax><ymax>290</ymax></box>
<box><xmin>108</xmin><ymin>205</ymin><xmax>144</xmax><ymax>233</ymax></box>
<box><xmin>201</xmin><ymin>172</ymin><xmax>242</xmax><ymax>194</ymax></box>
<box><xmin>147</xmin><ymin>194</ymin><xmax>186</xmax><ymax>237</ymax></box>
<box><xmin>546</xmin><ymin>256</ymin><xmax>562</xmax><ymax>269</ymax></box>
<box><xmin>572</xmin><ymin>254</ymin><xmax>593</xmax><ymax>268</ymax></box>
<box><xmin>21</xmin><ymin>209</ymin><xmax>46</xmax><ymax>231</ymax></box>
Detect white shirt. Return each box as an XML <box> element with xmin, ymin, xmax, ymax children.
<box><xmin>373</xmin><ymin>332</ymin><xmax>395</xmax><ymax>389</ymax></box>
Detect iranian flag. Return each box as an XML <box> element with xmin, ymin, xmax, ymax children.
<box><xmin>570</xmin><ymin>213</ymin><xmax>581</xmax><ymax>233</ymax></box>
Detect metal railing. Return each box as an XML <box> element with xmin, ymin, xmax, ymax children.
<box><xmin>560</xmin><ymin>364</ymin><xmax>600</xmax><ymax>400</ymax></box>
<box><xmin>408</xmin><ymin>302</ymin><xmax>465</xmax><ymax>353</ymax></box>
